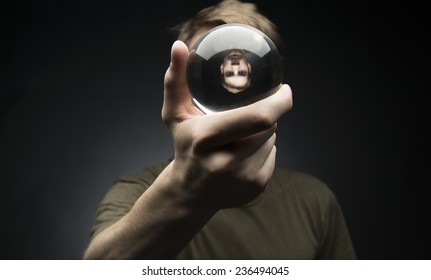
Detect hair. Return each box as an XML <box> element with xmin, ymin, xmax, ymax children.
<box><xmin>172</xmin><ymin>0</ymin><xmax>283</xmax><ymax>51</ymax></box>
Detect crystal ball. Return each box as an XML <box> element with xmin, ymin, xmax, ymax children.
<box><xmin>187</xmin><ymin>23</ymin><xmax>283</xmax><ymax>113</ymax></box>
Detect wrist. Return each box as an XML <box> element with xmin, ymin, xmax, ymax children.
<box><xmin>151</xmin><ymin>161</ymin><xmax>219</xmax><ymax>218</ymax></box>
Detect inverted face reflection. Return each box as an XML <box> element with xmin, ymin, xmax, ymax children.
<box><xmin>220</xmin><ymin>49</ymin><xmax>251</xmax><ymax>94</ymax></box>
<box><xmin>187</xmin><ymin>23</ymin><xmax>283</xmax><ymax>113</ymax></box>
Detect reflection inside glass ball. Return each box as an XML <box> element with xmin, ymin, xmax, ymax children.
<box><xmin>187</xmin><ymin>23</ymin><xmax>283</xmax><ymax>113</ymax></box>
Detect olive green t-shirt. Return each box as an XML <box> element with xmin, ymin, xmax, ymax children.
<box><xmin>89</xmin><ymin>160</ymin><xmax>356</xmax><ymax>259</ymax></box>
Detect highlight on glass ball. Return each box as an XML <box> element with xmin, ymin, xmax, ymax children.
<box><xmin>187</xmin><ymin>23</ymin><xmax>283</xmax><ymax>113</ymax></box>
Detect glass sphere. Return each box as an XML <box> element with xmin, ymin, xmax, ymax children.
<box><xmin>187</xmin><ymin>23</ymin><xmax>283</xmax><ymax>113</ymax></box>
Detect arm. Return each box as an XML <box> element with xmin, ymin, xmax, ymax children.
<box><xmin>83</xmin><ymin>41</ymin><xmax>293</xmax><ymax>259</ymax></box>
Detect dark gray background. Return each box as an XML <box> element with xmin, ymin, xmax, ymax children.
<box><xmin>1</xmin><ymin>0</ymin><xmax>428</xmax><ymax>259</ymax></box>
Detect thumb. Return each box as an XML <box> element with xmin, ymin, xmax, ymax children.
<box><xmin>162</xmin><ymin>40</ymin><xmax>194</xmax><ymax>126</ymax></box>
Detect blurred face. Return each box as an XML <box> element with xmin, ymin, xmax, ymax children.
<box><xmin>220</xmin><ymin>49</ymin><xmax>251</xmax><ymax>92</ymax></box>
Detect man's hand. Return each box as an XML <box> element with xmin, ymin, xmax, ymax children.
<box><xmin>162</xmin><ymin>40</ymin><xmax>293</xmax><ymax>209</ymax></box>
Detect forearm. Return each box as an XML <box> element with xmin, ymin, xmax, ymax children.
<box><xmin>83</xmin><ymin>163</ymin><xmax>217</xmax><ymax>259</ymax></box>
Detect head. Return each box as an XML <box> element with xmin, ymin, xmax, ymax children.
<box><xmin>220</xmin><ymin>49</ymin><xmax>251</xmax><ymax>93</ymax></box>
<box><xmin>173</xmin><ymin>0</ymin><xmax>282</xmax><ymax>51</ymax></box>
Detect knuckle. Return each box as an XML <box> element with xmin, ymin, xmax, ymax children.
<box><xmin>206</xmin><ymin>153</ymin><xmax>237</xmax><ymax>175</ymax></box>
<box><xmin>190</xmin><ymin>129</ymin><xmax>210</xmax><ymax>154</ymax></box>
<box><xmin>255</xmin><ymin>108</ymin><xmax>276</xmax><ymax>129</ymax></box>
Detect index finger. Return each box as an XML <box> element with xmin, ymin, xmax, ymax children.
<box><xmin>193</xmin><ymin>84</ymin><xmax>293</xmax><ymax>152</ymax></box>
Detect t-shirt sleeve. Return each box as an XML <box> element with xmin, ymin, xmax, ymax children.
<box><xmin>316</xmin><ymin>191</ymin><xmax>357</xmax><ymax>259</ymax></box>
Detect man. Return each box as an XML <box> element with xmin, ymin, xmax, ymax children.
<box><xmin>83</xmin><ymin>0</ymin><xmax>356</xmax><ymax>259</ymax></box>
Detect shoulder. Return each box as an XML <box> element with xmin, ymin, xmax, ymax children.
<box><xmin>101</xmin><ymin>160</ymin><xmax>171</xmax><ymax>203</ymax></box>
<box><xmin>270</xmin><ymin>166</ymin><xmax>338</xmax><ymax>206</ymax></box>
<box><xmin>273</xmin><ymin>166</ymin><xmax>326</xmax><ymax>186</ymax></box>
<box><xmin>90</xmin><ymin>160</ymin><xmax>171</xmax><ymax>238</ymax></box>
<box><xmin>272</xmin><ymin>166</ymin><xmax>332</xmax><ymax>193</ymax></box>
